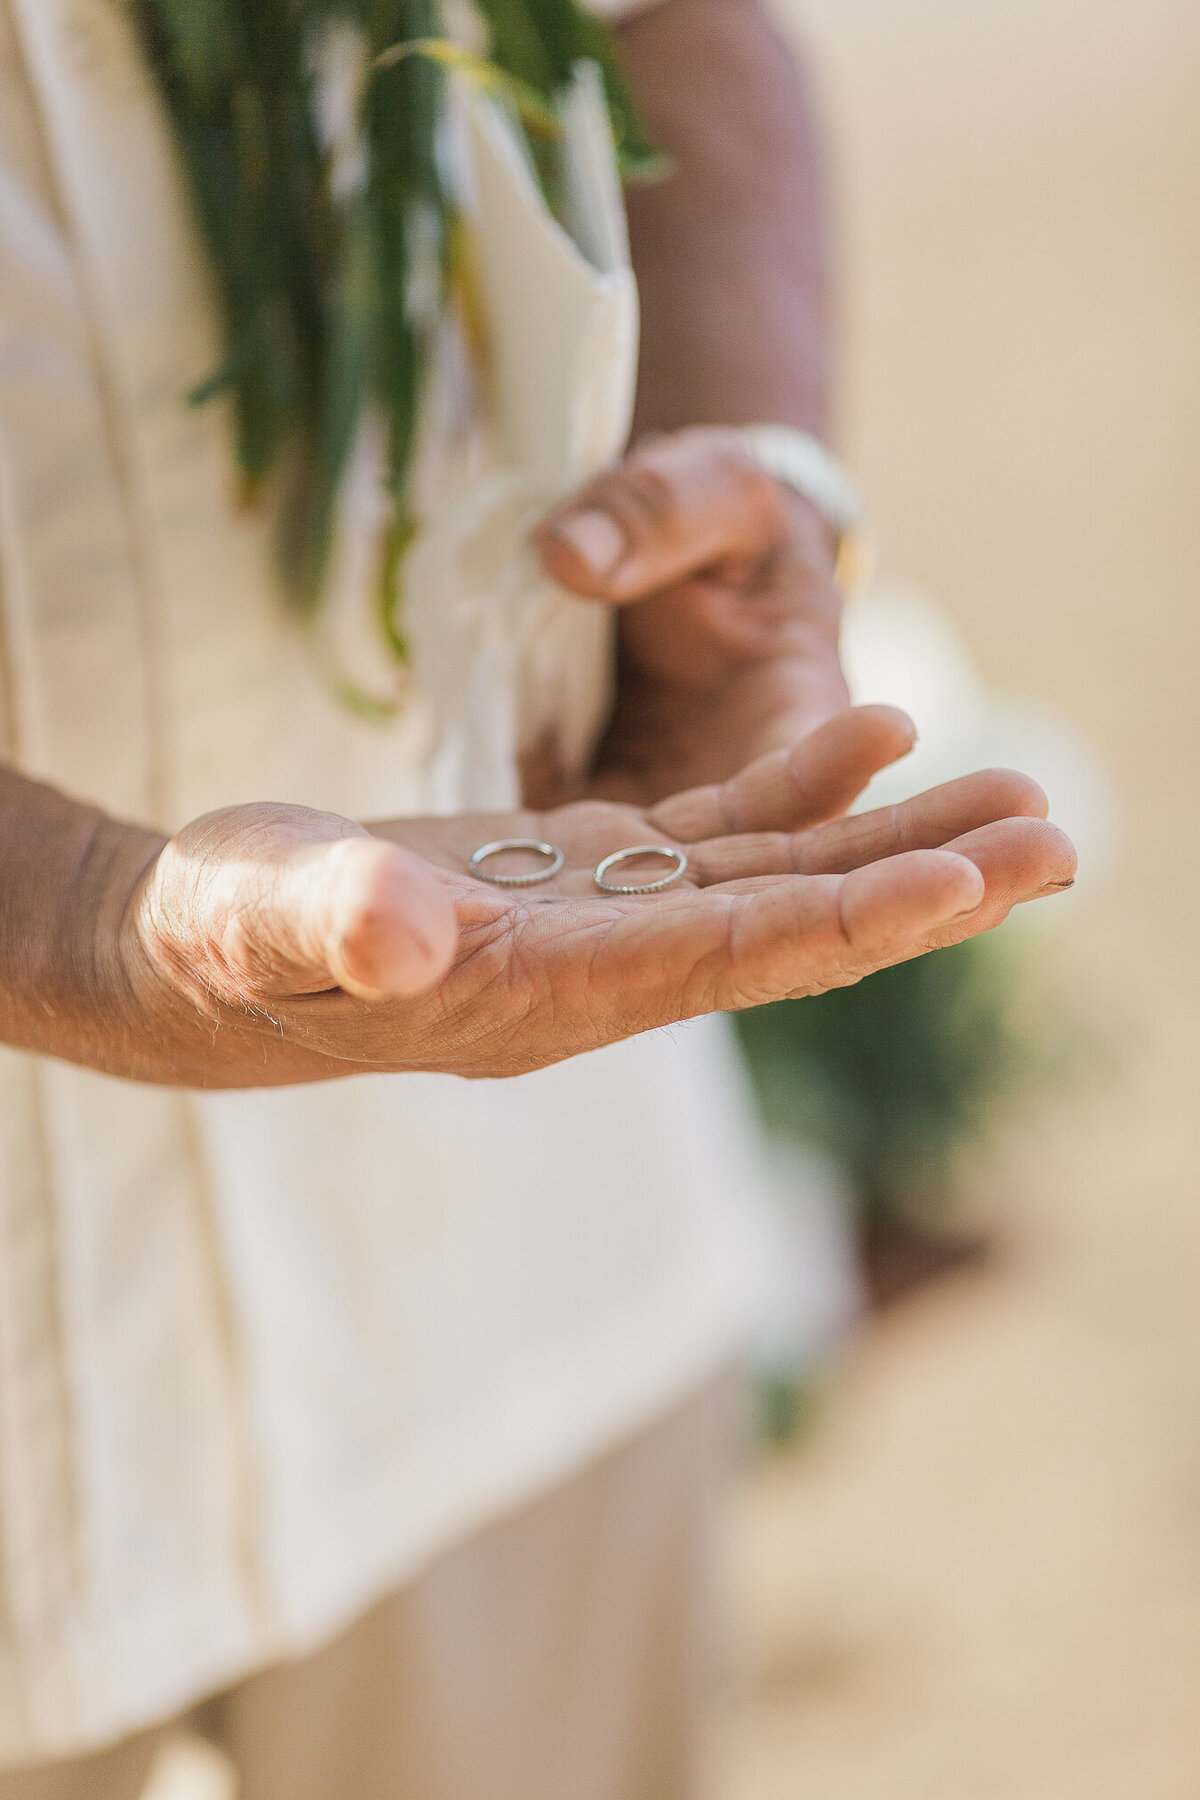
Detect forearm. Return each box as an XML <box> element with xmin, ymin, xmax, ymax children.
<box><xmin>0</xmin><ymin>768</ymin><xmax>345</xmax><ymax>1087</ymax></box>
<box><xmin>0</xmin><ymin>766</ymin><xmax>170</xmax><ymax>1076</ymax></box>
<box><xmin>617</xmin><ymin>0</ymin><xmax>833</xmax><ymax>440</ymax></box>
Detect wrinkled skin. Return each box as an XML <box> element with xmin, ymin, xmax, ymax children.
<box><xmin>127</xmin><ymin>708</ymin><xmax>1075</xmax><ymax>1089</ymax></box>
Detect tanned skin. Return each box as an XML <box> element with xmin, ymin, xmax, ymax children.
<box><xmin>0</xmin><ymin>1</ymin><xmax>1076</xmax><ymax>1091</ymax></box>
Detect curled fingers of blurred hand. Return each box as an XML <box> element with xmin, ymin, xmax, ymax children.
<box><xmin>532</xmin><ymin>427</ymin><xmax>849</xmax><ymax>804</ymax></box>
<box><xmin>537</xmin><ymin>426</ymin><xmax>802</xmax><ymax>605</ymax></box>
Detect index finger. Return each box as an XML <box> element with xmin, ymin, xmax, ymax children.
<box><xmin>648</xmin><ymin>705</ymin><xmax>917</xmax><ymax>842</ymax></box>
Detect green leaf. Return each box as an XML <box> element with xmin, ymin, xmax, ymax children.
<box><xmin>372</xmin><ymin>36</ymin><xmax>563</xmax><ymax>140</ymax></box>
<box><xmin>133</xmin><ymin>0</ymin><xmax>660</xmax><ymax>659</ymax></box>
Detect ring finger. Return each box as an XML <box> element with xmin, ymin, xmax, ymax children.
<box><xmin>686</xmin><ymin>769</ymin><xmax>1051</xmax><ymax>885</ymax></box>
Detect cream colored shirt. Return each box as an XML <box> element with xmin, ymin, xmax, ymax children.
<box><xmin>0</xmin><ymin>0</ymin><xmax>767</xmax><ymax>1766</ymax></box>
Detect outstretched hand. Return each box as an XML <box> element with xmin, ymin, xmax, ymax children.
<box><xmin>125</xmin><ymin>708</ymin><xmax>1075</xmax><ymax>1088</ymax></box>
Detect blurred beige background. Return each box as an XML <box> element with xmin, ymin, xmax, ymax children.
<box><xmin>725</xmin><ymin>1</ymin><xmax>1200</xmax><ymax>1796</ymax></box>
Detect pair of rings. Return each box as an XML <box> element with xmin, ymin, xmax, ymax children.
<box><xmin>469</xmin><ymin>838</ymin><xmax>688</xmax><ymax>896</ymax></box>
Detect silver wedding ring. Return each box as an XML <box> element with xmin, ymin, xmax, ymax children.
<box><xmin>593</xmin><ymin>845</ymin><xmax>689</xmax><ymax>895</ymax></box>
<box><xmin>469</xmin><ymin>838</ymin><xmax>565</xmax><ymax>887</ymax></box>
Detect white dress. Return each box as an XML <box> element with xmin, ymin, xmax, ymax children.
<box><xmin>0</xmin><ymin>0</ymin><xmax>770</xmax><ymax>1765</ymax></box>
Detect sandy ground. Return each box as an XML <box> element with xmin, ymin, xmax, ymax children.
<box><xmin>723</xmin><ymin>2</ymin><xmax>1200</xmax><ymax>1795</ymax></box>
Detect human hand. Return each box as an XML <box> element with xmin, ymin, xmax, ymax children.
<box><xmin>122</xmin><ymin>708</ymin><xmax>1074</xmax><ymax>1088</ymax></box>
<box><xmin>533</xmin><ymin>426</ymin><xmax>848</xmax><ymax>805</ymax></box>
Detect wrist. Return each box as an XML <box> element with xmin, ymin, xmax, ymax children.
<box><xmin>735</xmin><ymin>423</ymin><xmax>872</xmax><ymax>596</ymax></box>
<box><xmin>7</xmin><ymin>802</ymin><xmax>185</xmax><ymax>1082</ymax></box>
<box><xmin>80</xmin><ymin>820</ymin><xmax>191</xmax><ymax>1078</ymax></box>
<box><xmin>780</xmin><ymin>486</ymin><xmax>841</xmax><ymax>586</ymax></box>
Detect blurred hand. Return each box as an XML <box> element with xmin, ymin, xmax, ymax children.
<box><xmin>125</xmin><ymin>708</ymin><xmax>1074</xmax><ymax>1086</ymax></box>
<box><xmin>534</xmin><ymin>426</ymin><xmax>848</xmax><ymax>805</ymax></box>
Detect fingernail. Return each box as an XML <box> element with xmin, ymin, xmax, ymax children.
<box><xmin>550</xmin><ymin>509</ymin><xmax>627</xmax><ymax>578</ymax></box>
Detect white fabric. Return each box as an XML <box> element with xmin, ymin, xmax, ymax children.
<box><xmin>0</xmin><ymin>0</ymin><xmax>771</xmax><ymax>1768</ymax></box>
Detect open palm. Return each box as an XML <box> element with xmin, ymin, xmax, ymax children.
<box><xmin>131</xmin><ymin>708</ymin><xmax>1073</xmax><ymax>1088</ymax></box>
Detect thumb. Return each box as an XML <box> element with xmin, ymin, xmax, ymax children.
<box><xmin>152</xmin><ymin>807</ymin><xmax>461</xmax><ymax>1006</ymax></box>
<box><xmin>267</xmin><ymin>835</ymin><xmax>459</xmax><ymax>1002</ymax></box>
<box><xmin>534</xmin><ymin>427</ymin><xmax>789</xmax><ymax>605</ymax></box>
